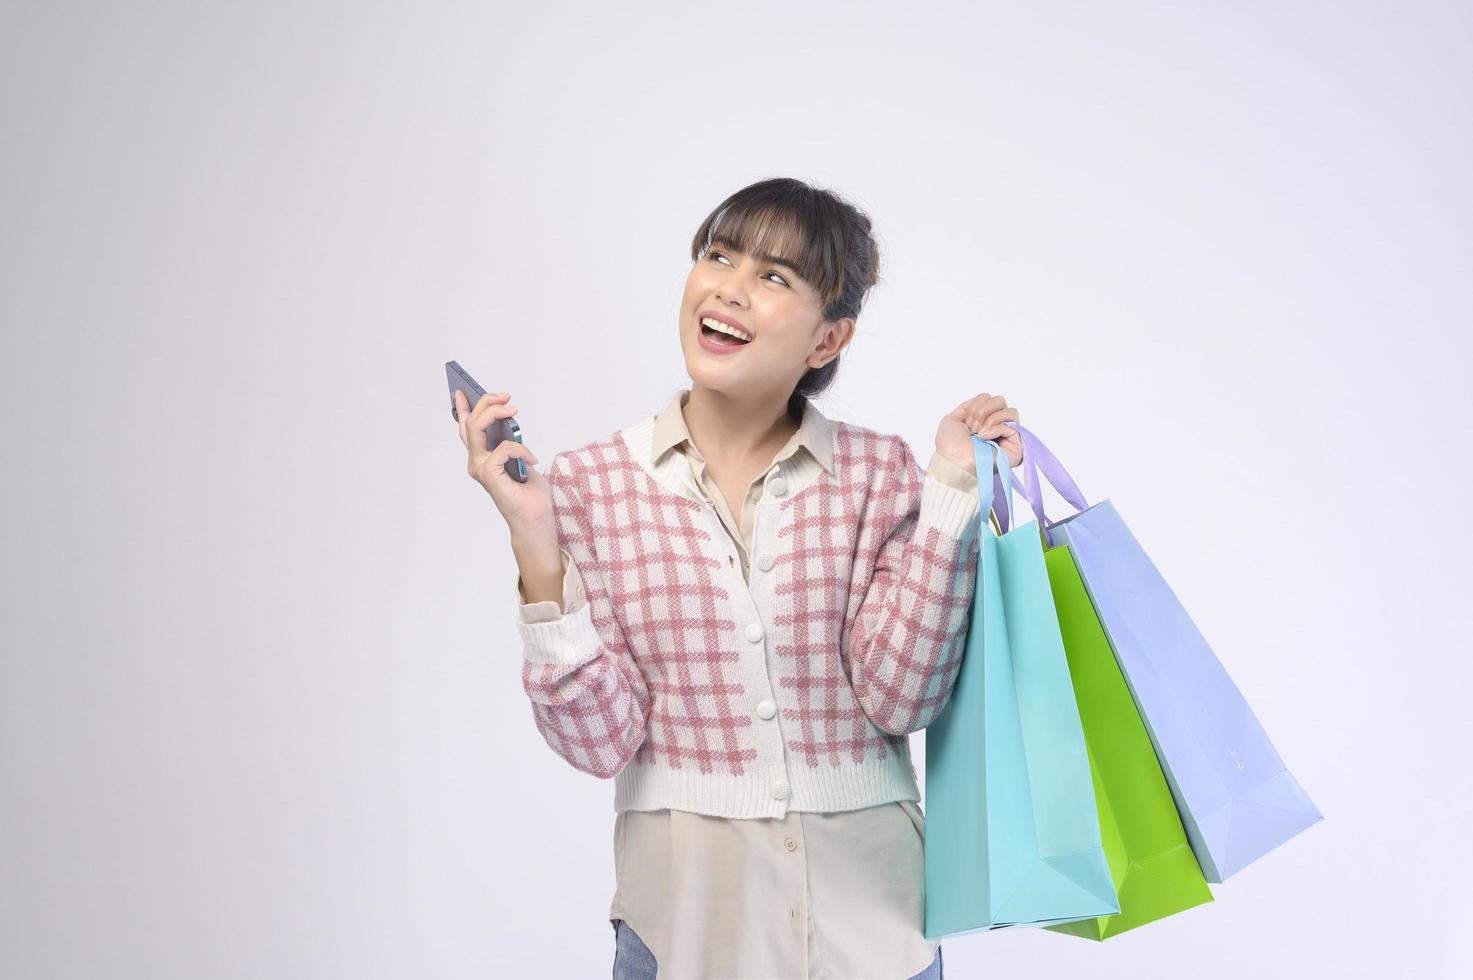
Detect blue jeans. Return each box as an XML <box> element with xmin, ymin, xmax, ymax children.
<box><xmin>612</xmin><ymin>918</ymin><xmax>943</xmax><ymax>979</ymax></box>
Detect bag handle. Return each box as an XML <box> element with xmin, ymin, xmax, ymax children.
<box><xmin>1002</xmin><ymin>421</ymin><xmax>1091</xmax><ymax>537</ymax></box>
<box><xmin>965</xmin><ymin>439</ymin><xmax>1018</xmax><ymax>535</ymax></box>
<box><xmin>970</xmin><ymin>434</ymin><xmax>1015</xmax><ymax>538</ymax></box>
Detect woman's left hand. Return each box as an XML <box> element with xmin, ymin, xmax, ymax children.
<box><xmin>935</xmin><ymin>393</ymin><xmax>1024</xmax><ymax>475</ymax></box>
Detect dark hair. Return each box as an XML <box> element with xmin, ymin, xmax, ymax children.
<box><xmin>689</xmin><ymin>177</ymin><xmax>882</xmax><ymax>422</ymax></box>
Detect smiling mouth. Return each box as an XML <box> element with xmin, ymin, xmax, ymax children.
<box><xmin>699</xmin><ymin>316</ymin><xmax>753</xmax><ymax>346</ymax></box>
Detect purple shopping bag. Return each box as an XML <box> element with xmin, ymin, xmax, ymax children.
<box><xmin>998</xmin><ymin>422</ymin><xmax>1322</xmax><ymax>882</ymax></box>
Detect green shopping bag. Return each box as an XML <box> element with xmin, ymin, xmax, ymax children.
<box><xmin>1039</xmin><ymin>541</ymin><xmax>1215</xmax><ymax>939</ymax></box>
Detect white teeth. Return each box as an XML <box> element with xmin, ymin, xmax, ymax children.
<box><xmin>701</xmin><ymin>316</ymin><xmax>752</xmax><ymax>342</ymax></box>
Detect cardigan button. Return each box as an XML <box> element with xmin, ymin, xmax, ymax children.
<box><xmin>757</xmin><ymin>552</ymin><xmax>774</xmax><ymax>572</ymax></box>
<box><xmin>769</xmin><ymin>477</ymin><xmax>787</xmax><ymax>496</ymax></box>
<box><xmin>756</xmin><ymin>699</ymin><xmax>777</xmax><ymax>720</ymax></box>
<box><xmin>771</xmin><ymin>779</ymin><xmax>790</xmax><ymax>800</ymax></box>
<box><xmin>745</xmin><ymin>622</ymin><xmax>764</xmax><ymax>643</ymax></box>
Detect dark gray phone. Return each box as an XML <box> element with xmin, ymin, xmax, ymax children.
<box><xmin>446</xmin><ymin>360</ymin><xmax>527</xmax><ymax>482</ymax></box>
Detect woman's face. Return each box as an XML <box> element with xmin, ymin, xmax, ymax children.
<box><xmin>679</xmin><ymin>237</ymin><xmax>851</xmax><ymax>398</ymax></box>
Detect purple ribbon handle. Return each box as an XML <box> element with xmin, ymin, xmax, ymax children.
<box><xmin>1000</xmin><ymin>421</ymin><xmax>1091</xmax><ymax>545</ymax></box>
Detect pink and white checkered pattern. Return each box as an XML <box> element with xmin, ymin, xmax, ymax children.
<box><xmin>520</xmin><ymin>423</ymin><xmax>979</xmax><ymax>787</ymax></box>
<box><xmin>789</xmin><ymin>428</ymin><xmax>977</xmax><ymax>755</ymax></box>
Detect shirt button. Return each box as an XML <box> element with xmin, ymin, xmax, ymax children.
<box><xmin>769</xmin><ymin>477</ymin><xmax>787</xmax><ymax>496</ymax></box>
<box><xmin>756</xmin><ymin>699</ymin><xmax>777</xmax><ymax>720</ymax></box>
<box><xmin>745</xmin><ymin>622</ymin><xmax>764</xmax><ymax>643</ymax></box>
<box><xmin>783</xmin><ymin>837</ymin><xmax>797</xmax><ymax>851</ymax></box>
<box><xmin>771</xmin><ymin>779</ymin><xmax>790</xmax><ymax>800</ymax></box>
<box><xmin>757</xmin><ymin>553</ymin><xmax>774</xmax><ymax>571</ymax></box>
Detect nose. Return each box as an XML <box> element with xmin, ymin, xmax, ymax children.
<box><xmin>709</xmin><ymin>257</ymin><xmax>752</xmax><ymax>309</ymax></box>
<box><xmin>714</xmin><ymin>285</ymin><xmax>748</xmax><ymax>308</ymax></box>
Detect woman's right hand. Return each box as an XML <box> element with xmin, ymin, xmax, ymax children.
<box><xmin>454</xmin><ymin>388</ymin><xmax>555</xmax><ymax>537</ymax></box>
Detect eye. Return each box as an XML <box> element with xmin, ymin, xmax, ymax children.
<box><xmin>708</xmin><ymin>250</ymin><xmax>790</xmax><ymax>286</ymax></box>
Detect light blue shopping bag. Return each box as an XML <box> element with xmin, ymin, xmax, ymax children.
<box><xmin>1005</xmin><ymin>421</ymin><xmax>1323</xmax><ymax>882</ymax></box>
<box><xmin>923</xmin><ymin>435</ymin><xmax>1119</xmax><ymax>940</ymax></box>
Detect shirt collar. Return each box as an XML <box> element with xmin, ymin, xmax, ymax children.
<box><xmin>650</xmin><ymin>387</ymin><xmax>835</xmax><ymax>475</ymax></box>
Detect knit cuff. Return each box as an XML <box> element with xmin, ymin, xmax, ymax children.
<box><xmin>517</xmin><ymin>598</ymin><xmax>605</xmax><ymax>668</ymax></box>
<box><xmin>926</xmin><ymin>450</ymin><xmax>979</xmax><ymax>494</ymax></box>
<box><xmin>918</xmin><ymin>468</ymin><xmax>981</xmax><ymax>540</ymax></box>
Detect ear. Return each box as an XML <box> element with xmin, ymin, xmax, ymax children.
<box><xmin>807</xmin><ymin>317</ymin><xmax>854</xmax><ymax>369</ymax></box>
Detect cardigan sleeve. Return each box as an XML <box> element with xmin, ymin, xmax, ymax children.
<box><xmin>515</xmin><ymin>454</ymin><xmax>651</xmax><ymax>779</ymax></box>
<box><xmin>845</xmin><ymin>436</ymin><xmax>983</xmax><ymax>736</ymax></box>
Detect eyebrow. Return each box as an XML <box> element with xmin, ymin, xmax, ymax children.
<box><xmin>710</xmin><ymin>235</ymin><xmax>802</xmax><ymax>275</ymax></box>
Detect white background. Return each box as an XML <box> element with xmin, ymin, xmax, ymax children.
<box><xmin>2</xmin><ymin>1</ymin><xmax>1468</xmax><ymax>977</ymax></box>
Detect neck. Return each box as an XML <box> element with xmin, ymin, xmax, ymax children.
<box><xmin>682</xmin><ymin>385</ymin><xmax>799</xmax><ymax>467</ymax></box>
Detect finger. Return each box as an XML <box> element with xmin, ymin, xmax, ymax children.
<box><xmin>481</xmin><ymin>437</ymin><xmax>538</xmax><ymax>469</ymax></box>
<box><xmin>472</xmin><ymin>437</ymin><xmax>539</xmax><ymax>484</ymax></box>
<box><xmin>957</xmin><ymin>395</ymin><xmax>983</xmax><ymax>419</ymax></box>
<box><xmin>966</xmin><ymin>403</ymin><xmax>1013</xmax><ymax>436</ymax></box>
<box><xmin>454</xmin><ymin>389</ymin><xmax>470</xmax><ymax>448</ymax></box>
<box><xmin>468</xmin><ymin>412</ymin><xmax>533</xmax><ymax>471</ymax></box>
<box><xmin>465</xmin><ymin>391</ymin><xmax>511</xmax><ymax>433</ymax></box>
<box><xmin>467</xmin><ymin>404</ymin><xmax>525</xmax><ymax>464</ymax></box>
<box><xmin>978</xmin><ymin>406</ymin><xmax>1025</xmax><ymax>433</ymax></box>
<box><xmin>453</xmin><ymin>388</ymin><xmax>500</xmax><ymax>417</ymax></box>
<box><xmin>465</xmin><ymin>390</ymin><xmax>509</xmax><ymax>423</ymax></box>
<box><xmin>463</xmin><ymin>394</ymin><xmax>513</xmax><ymax>465</ymax></box>
<box><xmin>977</xmin><ymin>407</ymin><xmax>1019</xmax><ymax>435</ymax></box>
<box><xmin>964</xmin><ymin>403</ymin><xmax>996</xmax><ymax>430</ymax></box>
<box><xmin>496</xmin><ymin>439</ymin><xmax>538</xmax><ymax>465</ymax></box>
<box><xmin>963</xmin><ymin>395</ymin><xmax>1007</xmax><ymax>429</ymax></box>
<box><xmin>468</xmin><ymin>399</ymin><xmax>519</xmax><ymax>443</ymax></box>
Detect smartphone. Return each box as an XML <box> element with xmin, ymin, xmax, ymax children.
<box><xmin>446</xmin><ymin>360</ymin><xmax>528</xmax><ymax>482</ymax></box>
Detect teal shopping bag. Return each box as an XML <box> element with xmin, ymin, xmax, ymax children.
<box><xmin>923</xmin><ymin>436</ymin><xmax>1119</xmax><ymax>940</ymax></box>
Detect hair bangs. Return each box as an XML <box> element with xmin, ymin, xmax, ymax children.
<box><xmin>691</xmin><ymin>193</ymin><xmax>846</xmax><ymax>314</ymax></box>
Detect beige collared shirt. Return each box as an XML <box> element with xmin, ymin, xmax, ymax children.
<box><xmin>519</xmin><ymin>388</ymin><xmax>981</xmax><ymax>978</ymax></box>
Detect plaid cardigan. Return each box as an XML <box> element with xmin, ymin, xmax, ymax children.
<box><xmin>516</xmin><ymin>401</ymin><xmax>984</xmax><ymax>819</ymax></box>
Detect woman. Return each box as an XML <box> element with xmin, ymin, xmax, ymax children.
<box><xmin>455</xmin><ymin>178</ymin><xmax>1024</xmax><ymax>978</ymax></box>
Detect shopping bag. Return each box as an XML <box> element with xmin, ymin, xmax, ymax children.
<box><xmin>923</xmin><ymin>435</ymin><xmax>1119</xmax><ymax>939</ymax></box>
<box><xmin>1005</xmin><ymin>422</ymin><xmax>1322</xmax><ymax>882</ymax></box>
<box><xmin>1036</xmin><ymin>540</ymin><xmax>1214</xmax><ymax>939</ymax></box>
